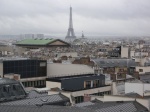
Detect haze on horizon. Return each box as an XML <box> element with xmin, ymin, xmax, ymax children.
<box><xmin>0</xmin><ymin>0</ymin><xmax>150</xmax><ymax>37</ymax></box>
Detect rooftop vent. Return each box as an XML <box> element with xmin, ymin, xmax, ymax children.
<box><xmin>116</xmin><ymin>101</ymin><xmax>124</xmax><ymax>103</ymax></box>
<box><xmin>41</xmin><ymin>99</ymin><xmax>48</xmax><ymax>102</ymax></box>
<box><xmin>36</xmin><ymin>103</ymin><xmax>43</xmax><ymax>107</ymax></box>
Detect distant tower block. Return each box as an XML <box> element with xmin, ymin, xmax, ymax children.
<box><xmin>82</xmin><ymin>31</ymin><xmax>84</xmax><ymax>38</ymax></box>
<box><xmin>65</xmin><ymin>7</ymin><xmax>76</xmax><ymax>41</ymax></box>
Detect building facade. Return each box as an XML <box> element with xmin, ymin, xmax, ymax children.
<box><xmin>46</xmin><ymin>74</ymin><xmax>111</xmax><ymax>103</ymax></box>
<box><xmin>0</xmin><ymin>59</ymin><xmax>47</xmax><ymax>88</ymax></box>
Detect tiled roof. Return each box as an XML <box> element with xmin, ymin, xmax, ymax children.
<box><xmin>95</xmin><ymin>103</ymin><xmax>136</xmax><ymax>112</ymax></box>
<box><xmin>1</xmin><ymin>94</ymin><xmax>69</xmax><ymax>106</ymax></box>
<box><xmin>75</xmin><ymin>100</ymin><xmax>148</xmax><ymax>112</ymax></box>
<box><xmin>26</xmin><ymin>90</ymin><xmax>48</xmax><ymax>99</ymax></box>
<box><xmin>125</xmin><ymin>93</ymin><xmax>142</xmax><ymax>98</ymax></box>
<box><xmin>0</xmin><ymin>105</ymin><xmax>94</xmax><ymax>112</ymax></box>
<box><xmin>75</xmin><ymin>101</ymin><xmax>94</xmax><ymax>107</ymax></box>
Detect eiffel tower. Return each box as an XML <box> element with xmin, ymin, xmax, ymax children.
<box><xmin>65</xmin><ymin>7</ymin><xmax>76</xmax><ymax>41</ymax></box>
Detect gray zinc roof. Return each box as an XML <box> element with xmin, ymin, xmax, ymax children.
<box><xmin>75</xmin><ymin>100</ymin><xmax>148</xmax><ymax>112</ymax></box>
<box><xmin>92</xmin><ymin>59</ymin><xmax>136</xmax><ymax>68</ymax></box>
<box><xmin>95</xmin><ymin>103</ymin><xmax>136</xmax><ymax>112</ymax></box>
<box><xmin>0</xmin><ymin>78</ymin><xmax>18</xmax><ymax>85</ymax></box>
<box><xmin>1</xmin><ymin>94</ymin><xmax>69</xmax><ymax>106</ymax></box>
<box><xmin>0</xmin><ymin>105</ymin><xmax>94</xmax><ymax>112</ymax></box>
<box><xmin>26</xmin><ymin>90</ymin><xmax>48</xmax><ymax>99</ymax></box>
<box><xmin>140</xmin><ymin>75</ymin><xmax>150</xmax><ymax>83</ymax></box>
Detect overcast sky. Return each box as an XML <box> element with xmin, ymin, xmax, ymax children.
<box><xmin>0</xmin><ymin>0</ymin><xmax>150</xmax><ymax>37</ymax></box>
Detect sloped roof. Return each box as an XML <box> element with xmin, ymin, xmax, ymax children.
<box><xmin>75</xmin><ymin>100</ymin><xmax>148</xmax><ymax>112</ymax></box>
<box><xmin>26</xmin><ymin>90</ymin><xmax>48</xmax><ymax>99</ymax></box>
<box><xmin>0</xmin><ymin>78</ymin><xmax>27</xmax><ymax>102</ymax></box>
<box><xmin>15</xmin><ymin>39</ymin><xmax>56</xmax><ymax>45</ymax></box>
<box><xmin>15</xmin><ymin>38</ymin><xmax>70</xmax><ymax>46</ymax></box>
<box><xmin>0</xmin><ymin>78</ymin><xmax>18</xmax><ymax>85</ymax></box>
<box><xmin>1</xmin><ymin>94</ymin><xmax>69</xmax><ymax>105</ymax></box>
<box><xmin>0</xmin><ymin>105</ymin><xmax>94</xmax><ymax>112</ymax></box>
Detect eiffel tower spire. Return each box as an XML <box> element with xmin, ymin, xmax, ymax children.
<box><xmin>65</xmin><ymin>6</ymin><xmax>76</xmax><ymax>40</ymax></box>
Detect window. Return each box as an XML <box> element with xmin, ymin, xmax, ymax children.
<box><xmin>99</xmin><ymin>92</ymin><xmax>104</xmax><ymax>96</ymax></box>
<box><xmin>75</xmin><ymin>96</ymin><xmax>83</xmax><ymax>103</ymax></box>
<box><xmin>85</xmin><ymin>81</ymin><xmax>91</xmax><ymax>89</ymax></box>
<box><xmin>119</xmin><ymin>69</ymin><xmax>124</xmax><ymax>72</ymax></box>
<box><xmin>102</xmin><ymin>80</ymin><xmax>105</xmax><ymax>85</ymax></box>
<box><xmin>93</xmin><ymin>80</ymin><xmax>100</xmax><ymax>87</ymax></box>
<box><xmin>13</xmin><ymin>84</ymin><xmax>21</xmax><ymax>91</ymax></box>
<box><xmin>28</xmin><ymin>81</ymin><xmax>31</xmax><ymax>87</ymax></box>
<box><xmin>40</xmin><ymin>62</ymin><xmax>46</xmax><ymax>67</ymax></box>
<box><xmin>139</xmin><ymin>69</ymin><xmax>143</xmax><ymax>72</ymax></box>
<box><xmin>34</xmin><ymin>81</ymin><xmax>37</xmax><ymax>87</ymax></box>
<box><xmin>3</xmin><ymin>85</ymin><xmax>11</xmax><ymax>93</ymax></box>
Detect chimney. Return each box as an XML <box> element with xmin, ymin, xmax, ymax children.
<box><xmin>84</xmin><ymin>94</ymin><xmax>91</xmax><ymax>102</ymax></box>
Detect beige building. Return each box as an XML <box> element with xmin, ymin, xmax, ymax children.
<box><xmin>121</xmin><ymin>46</ymin><xmax>129</xmax><ymax>58</ymax></box>
<box><xmin>47</xmin><ymin>63</ymin><xmax>94</xmax><ymax>77</ymax></box>
<box><xmin>136</xmin><ymin>66</ymin><xmax>150</xmax><ymax>74</ymax></box>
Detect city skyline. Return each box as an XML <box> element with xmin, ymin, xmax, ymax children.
<box><xmin>0</xmin><ymin>0</ymin><xmax>150</xmax><ymax>36</ymax></box>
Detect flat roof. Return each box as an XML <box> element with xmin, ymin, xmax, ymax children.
<box><xmin>46</xmin><ymin>74</ymin><xmax>104</xmax><ymax>82</ymax></box>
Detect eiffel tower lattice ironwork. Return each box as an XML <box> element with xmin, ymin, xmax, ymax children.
<box><xmin>65</xmin><ymin>7</ymin><xmax>76</xmax><ymax>39</ymax></box>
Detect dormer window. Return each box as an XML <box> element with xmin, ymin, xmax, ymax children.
<box><xmin>13</xmin><ymin>84</ymin><xmax>20</xmax><ymax>91</ymax></box>
<box><xmin>3</xmin><ymin>85</ymin><xmax>11</xmax><ymax>93</ymax></box>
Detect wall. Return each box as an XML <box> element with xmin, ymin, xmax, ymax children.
<box><xmin>125</xmin><ymin>82</ymin><xmax>150</xmax><ymax>96</ymax></box>
<box><xmin>136</xmin><ymin>66</ymin><xmax>150</xmax><ymax>74</ymax></box>
<box><xmin>121</xmin><ymin>46</ymin><xmax>129</xmax><ymax>58</ymax></box>
<box><xmin>115</xmin><ymin>67</ymin><xmax>127</xmax><ymax>73</ymax></box>
<box><xmin>47</xmin><ymin>63</ymin><xmax>94</xmax><ymax>77</ymax></box>
<box><xmin>112</xmin><ymin>82</ymin><xmax>118</xmax><ymax>95</ymax></box>
<box><xmin>71</xmin><ymin>86</ymin><xmax>111</xmax><ymax>97</ymax></box>
<box><xmin>134</xmin><ymin>58</ymin><xmax>147</xmax><ymax>66</ymax></box>
<box><xmin>125</xmin><ymin>83</ymin><xmax>143</xmax><ymax>96</ymax></box>
<box><xmin>46</xmin><ymin>81</ymin><xmax>61</xmax><ymax>89</ymax></box>
<box><xmin>48</xmin><ymin>91</ymin><xmax>74</xmax><ymax>105</ymax></box>
<box><xmin>61</xmin><ymin>92</ymin><xmax>75</xmax><ymax>105</ymax></box>
<box><xmin>61</xmin><ymin>75</ymin><xmax>105</xmax><ymax>91</ymax></box>
<box><xmin>3</xmin><ymin>60</ymin><xmax>47</xmax><ymax>78</ymax></box>
<box><xmin>0</xmin><ymin>62</ymin><xmax>3</xmax><ymax>77</ymax></box>
<box><xmin>130</xmin><ymin>51</ymin><xmax>135</xmax><ymax>58</ymax></box>
<box><xmin>104</xmin><ymin>95</ymin><xmax>135</xmax><ymax>102</ymax></box>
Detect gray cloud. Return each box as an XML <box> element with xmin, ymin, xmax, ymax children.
<box><xmin>0</xmin><ymin>0</ymin><xmax>150</xmax><ymax>36</ymax></box>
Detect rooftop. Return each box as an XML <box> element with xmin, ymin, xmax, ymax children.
<box><xmin>15</xmin><ymin>38</ymin><xmax>70</xmax><ymax>47</ymax></box>
<box><xmin>0</xmin><ymin>105</ymin><xmax>93</xmax><ymax>112</ymax></box>
<box><xmin>0</xmin><ymin>78</ymin><xmax>19</xmax><ymax>85</ymax></box>
<box><xmin>47</xmin><ymin>74</ymin><xmax>104</xmax><ymax>82</ymax></box>
<box><xmin>0</xmin><ymin>78</ymin><xmax>27</xmax><ymax>102</ymax></box>
<box><xmin>92</xmin><ymin>58</ymin><xmax>136</xmax><ymax>67</ymax></box>
<box><xmin>0</xmin><ymin>57</ymin><xmax>29</xmax><ymax>61</ymax></box>
<box><xmin>75</xmin><ymin>99</ymin><xmax>148</xmax><ymax>112</ymax></box>
<box><xmin>16</xmin><ymin>38</ymin><xmax>56</xmax><ymax>45</ymax></box>
<box><xmin>1</xmin><ymin>90</ymin><xmax>70</xmax><ymax>106</ymax></box>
